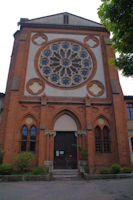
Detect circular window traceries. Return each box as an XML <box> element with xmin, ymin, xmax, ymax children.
<box><xmin>38</xmin><ymin>40</ymin><xmax>93</xmax><ymax>88</ymax></box>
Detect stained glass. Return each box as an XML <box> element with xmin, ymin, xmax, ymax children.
<box><xmin>21</xmin><ymin>125</ymin><xmax>28</xmax><ymax>140</ymax></box>
<box><xmin>38</xmin><ymin>40</ymin><xmax>93</xmax><ymax>87</ymax></box>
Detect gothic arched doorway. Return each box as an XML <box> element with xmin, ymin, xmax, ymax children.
<box><xmin>53</xmin><ymin>114</ymin><xmax>78</xmax><ymax>169</ymax></box>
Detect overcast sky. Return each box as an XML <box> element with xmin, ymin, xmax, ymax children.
<box><xmin>0</xmin><ymin>0</ymin><xmax>132</xmax><ymax>95</ymax></box>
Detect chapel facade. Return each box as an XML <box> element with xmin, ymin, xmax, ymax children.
<box><xmin>0</xmin><ymin>13</ymin><xmax>131</xmax><ymax>172</ymax></box>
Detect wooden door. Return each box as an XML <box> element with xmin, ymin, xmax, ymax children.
<box><xmin>54</xmin><ymin>132</ymin><xmax>77</xmax><ymax>169</ymax></box>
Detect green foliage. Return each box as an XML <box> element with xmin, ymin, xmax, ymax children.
<box><xmin>115</xmin><ymin>54</ymin><xmax>133</xmax><ymax>76</ymax></box>
<box><xmin>72</xmin><ymin>144</ymin><xmax>88</xmax><ymax>160</ymax></box>
<box><xmin>110</xmin><ymin>164</ymin><xmax>121</xmax><ymax>174</ymax></box>
<box><xmin>14</xmin><ymin>152</ymin><xmax>34</xmax><ymax>172</ymax></box>
<box><xmin>98</xmin><ymin>0</ymin><xmax>133</xmax><ymax>76</ymax></box>
<box><xmin>84</xmin><ymin>166</ymin><xmax>90</xmax><ymax>174</ymax></box>
<box><xmin>12</xmin><ymin>170</ymin><xmax>32</xmax><ymax>175</ymax></box>
<box><xmin>121</xmin><ymin>167</ymin><xmax>132</xmax><ymax>173</ymax></box>
<box><xmin>109</xmin><ymin>58</ymin><xmax>115</xmax><ymax>66</ymax></box>
<box><xmin>100</xmin><ymin>165</ymin><xmax>132</xmax><ymax>174</ymax></box>
<box><xmin>31</xmin><ymin>166</ymin><xmax>47</xmax><ymax>175</ymax></box>
<box><xmin>0</xmin><ymin>163</ymin><xmax>13</xmax><ymax>175</ymax></box>
<box><xmin>100</xmin><ymin>167</ymin><xmax>111</xmax><ymax>174</ymax></box>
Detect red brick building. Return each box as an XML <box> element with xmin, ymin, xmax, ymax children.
<box><xmin>124</xmin><ymin>96</ymin><xmax>133</xmax><ymax>167</ymax></box>
<box><xmin>0</xmin><ymin>13</ymin><xmax>131</xmax><ymax>172</ymax></box>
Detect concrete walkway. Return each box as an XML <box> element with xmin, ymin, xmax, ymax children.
<box><xmin>0</xmin><ymin>178</ymin><xmax>133</xmax><ymax>200</ymax></box>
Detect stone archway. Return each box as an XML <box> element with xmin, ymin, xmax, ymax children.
<box><xmin>53</xmin><ymin>114</ymin><xmax>78</xmax><ymax>169</ymax></box>
<box><xmin>54</xmin><ymin>114</ymin><xmax>78</xmax><ymax>131</ymax></box>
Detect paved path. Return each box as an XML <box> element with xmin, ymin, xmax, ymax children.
<box><xmin>0</xmin><ymin>178</ymin><xmax>133</xmax><ymax>200</ymax></box>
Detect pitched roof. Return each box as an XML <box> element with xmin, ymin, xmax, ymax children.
<box><xmin>19</xmin><ymin>12</ymin><xmax>106</xmax><ymax>31</ymax></box>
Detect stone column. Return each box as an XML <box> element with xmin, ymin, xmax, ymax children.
<box><xmin>44</xmin><ymin>130</ymin><xmax>56</xmax><ymax>173</ymax></box>
<box><xmin>38</xmin><ymin>125</ymin><xmax>45</xmax><ymax>166</ymax></box>
<box><xmin>38</xmin><ymin>96</ymin><xmax>47</xmax><ymax>166</ymax></box>
<box><xmin>87</xmin><ymin>127</ymin><xmax>95</xmax><ymax>173</ymax></box>
<box><xmin>85</xmin><ymin>101</ymin><xmax>95</xmax><ymax>173</ymax></box>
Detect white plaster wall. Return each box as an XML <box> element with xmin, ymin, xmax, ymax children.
<box><xmin>44</xmin><ymin>84</ymin><xmax>87</xmax><ymax>97</ymax></box>
<box><xmin>24</xmin><ymin>33</ymin><xmax>106</xmax><ymax>98</ymax></box>
<box><xmin>46</xmin><ymin>33</ymin><xmax>85</xmax><ymax>42</ymax></box>
<box><xmin>54</xmin><ymin>114</ymin><xmax>78</xmax><ymax>131</ymax></box>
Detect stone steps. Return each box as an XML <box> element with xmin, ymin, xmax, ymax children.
<box><xmin>52</xmin><ymin>169</ymin><xmax>81</xmax><ymax>180</ymax></box>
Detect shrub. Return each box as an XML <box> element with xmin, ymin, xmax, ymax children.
<box><xmin>110</xmin><ymin>164</ymin><xmax>120</xmax><ymax>174</ymax></box>
<box><xmin>100</xmin><ymin>167</ymin><xmax>110</xmax><ymax>174</ymax></box>
<box><xmin>14</xmin><ymin>152</ymin><xmax>34</xmax><ymax>172</ymax></box>
<box><xmin>31</xmin><ymin>166</ymin><xmax>47</xmax><ymax>175</ymax></box>
<box><xmin>0</xmin><ymin>163</ymin><xmax>13</xmax><ymax>175</ymax></box>
<box><xmin>121</xmin><ymin>167</ymin><xmax>132</xmax><ymax>173</ymax></box>
<box><xmin>84</xmin><ymin>166</ymin><xmax>90</xmax><ymax>174</ymax></box>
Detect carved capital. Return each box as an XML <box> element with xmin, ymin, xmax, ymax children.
<box><xmin>85</xmin><ymin>102</ymin><xmax>91</xmax><ymax>107</ymax></box>
<box><xmin>41</xmin><ymin>95</ymin><xmax>47</xmax><ymax>106</ymax></box>
<box><xmin>87</xmin><ymin>125</ymin><xmax>92</xmax><ymax>131</ymax></box>
<box><xmin>45</xmin><ymin>130</ymin><xmax>56</xmax><ymax>137</ymax></box>
<box><xmin>41</xmin><ymin>101</ymin><xmax>47</xmax><ymax>106</ymax></box>
<box><xmin>40</xmin><ymin>124</ymin><xmax>45</xmax><ymax>130</ymax></box>
<box><xmin>75</xmin><ymin>130</ymin><xmax>87</xmax><ymax>137</ymax></box>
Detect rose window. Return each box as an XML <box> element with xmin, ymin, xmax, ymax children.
<box><xmin>38</xmin><ymin>40</ymin><xmax>93</xmax><ymax>88</ymax></box>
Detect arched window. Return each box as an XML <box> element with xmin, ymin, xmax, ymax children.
<box><xmin>95</xmin><ymin>126</ymin><xmax>102</xmax><ymax>152</ymax></box>
<box><xmin>30</xmin><ymin>126</ymin><xmax>36</xmax><ymax>152</ymax></box>
<box><xmin>95</xmin><ymin>125</ymin><xmax>111</xmax><ymax>153</ymax></box>
<box><xmin>126</xmin><ymin>103</ymin><xmax>133</xmax><ymax>119</ymax></box>
<box><xmin>21</xmin><ymin>125</ymin><xmax>28</xmax><ymax>151</ymax></box>
<box><xmin>103</xmin><ymin>126</ymin><xmax>110</xmax><ymax>152</ymax></box>
<box><xmin>20</xmin><ymin>125</ymin><xmax>37</xmax><ymax>152</ymax></box>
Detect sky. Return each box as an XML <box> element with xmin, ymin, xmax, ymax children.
<box><xmin>0</xmin><ymin>0</ymin><xmax>132</xmax><ymax>95</ymax></box>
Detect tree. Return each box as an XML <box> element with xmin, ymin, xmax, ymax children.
<box><xmin>98</xmin><ymin>0</ymin><xmax>133</xmax><ymax>76</ymax></box>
